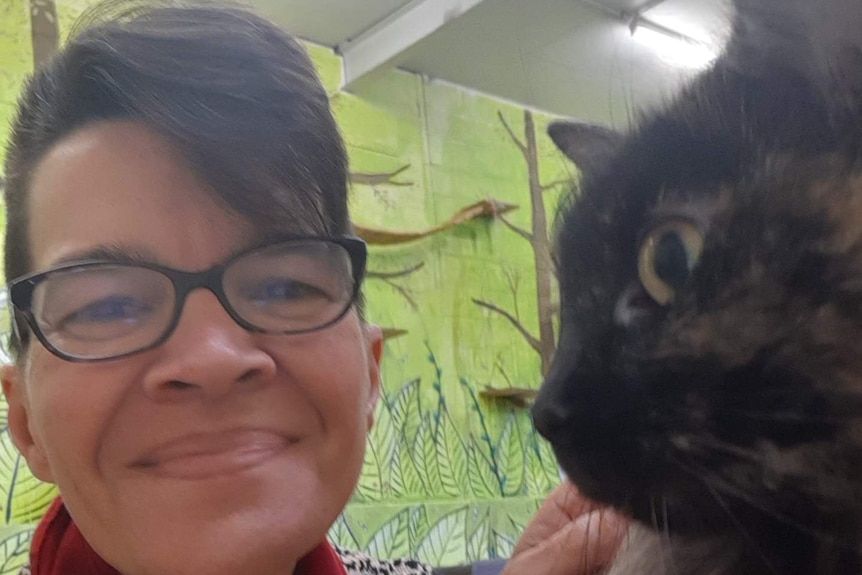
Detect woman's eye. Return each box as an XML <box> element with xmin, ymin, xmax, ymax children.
<box><xmin>62</xmin><ymin>296</ymin><xmax>152</xmax><ymax>326</ymax></box>
<box><xmin>248</xmin><ymin>279</ymin><xmax>326</xmax><ymax>305</ymax></box>
<box><xmin>637</xmin><ymin>219</ymin><xmax>704</xmax><ymax>306</ymax></box>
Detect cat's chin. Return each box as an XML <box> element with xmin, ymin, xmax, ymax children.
<box><xmin>554</xmin><ymin>450</ymin><xmax>631</xmax><ymax>506</ymax></box>
<box><xmin>555</xmin><ymin>449</ymin><xmax>744</xmax><ymax>538</ymax></box>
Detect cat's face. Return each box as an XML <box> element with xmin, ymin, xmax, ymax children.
<box><xmin>533</xmin><ymin>59</ymin><xmax>862</xmax><ymax>543</ymax></box>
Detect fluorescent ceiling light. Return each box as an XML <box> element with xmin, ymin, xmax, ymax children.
<box><xmin>631</xmin><ymin>22</ymin><xmax>719</xmax><ymax>70</ymax></box>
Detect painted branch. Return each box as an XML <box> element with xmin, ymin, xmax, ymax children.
<box><xmin>472</xmin><ymin>298</ymin><xmax>541</xmax><ymax>353</ymax></box>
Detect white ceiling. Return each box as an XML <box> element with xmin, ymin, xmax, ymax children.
<box><xmin>252</xmin><ymin>0</ymin><xmax>415</xmax><ymax>46</ymax></box>
<box><xmin>251</xmin><ymin>0</ymin><xmax>732</xmax><ymax>126</ymax></box>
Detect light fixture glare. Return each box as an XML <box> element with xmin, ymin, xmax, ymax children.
<box><xmin>632</xmin><ymin>22</ymin><xmax>719</xmax><ymax>70</ymax></box>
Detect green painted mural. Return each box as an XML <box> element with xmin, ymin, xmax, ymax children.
<box><xmin>0</xmin><ymin>1</ymin><xmax>577</xmax><ymax>571</ymax></box>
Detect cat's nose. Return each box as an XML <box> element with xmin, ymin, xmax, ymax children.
<box><xmin>533</xmin><ymin>323</ymin><xmax>583</xmax><ymax>443</ymax></box>
<box><xmin>614</xmin><ymin>284</ymin><xmax>658</xmax><ymax>328</ymax></box>
<box><xmin>531</xmin><ymin>395</ymin><xmax>572</xmax><ymax>443</ymax></box>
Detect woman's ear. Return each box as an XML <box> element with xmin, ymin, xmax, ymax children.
<box><xmin>362</xmin><ymin>324</ymin><xmax>384</xmax><ymax>431</ymax></box>
<box><xmin>1</xmin><ymin>364</ymin><xmax>54</xmax><ymax>482</ymax></box>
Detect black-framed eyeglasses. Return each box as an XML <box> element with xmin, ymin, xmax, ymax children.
<box><xmin>7</xmin><ymin>236</ymin><xmax>367</xmax><ymax>362</ymax></box>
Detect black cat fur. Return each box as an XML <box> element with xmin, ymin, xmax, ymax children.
<box><xmin>533</xmin><ymin>1</ymin><xmax>862</xmax><ymax>573</ymax></box>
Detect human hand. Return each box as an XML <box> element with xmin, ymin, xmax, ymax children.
<box><xmin>502</xmin><ymin>481</ymin><xmax>628</xmax><ymax>575</ymax></box>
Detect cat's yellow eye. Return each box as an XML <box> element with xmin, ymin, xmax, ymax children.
<box><xmin>637</xmin><ymin>219</ymin><xmax>704</xmax><ymax>306</ymax></box>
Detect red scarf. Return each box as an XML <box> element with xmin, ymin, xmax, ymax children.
<box><xmin>31</xmin><ymin>497</ymin><xmax>347</xmax><ymax>575</ymax></box>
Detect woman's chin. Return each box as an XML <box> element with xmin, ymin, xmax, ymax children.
<box><xmin>109</xmin><ymin>511</ymin><xmax>316</xmax><ymax>575</ymax></box>
<box><xmin>86</xmin><ymin>463</ymin><xmax>345</xmax><ymax>575</ymax></box>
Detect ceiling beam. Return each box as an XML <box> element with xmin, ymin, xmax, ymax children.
<box><xmin>337</xmin><ymin>0</ymin><xmax>490</xmax><ymax>91</ymax></box>
<box><xmin>579</xmin><ymin>0</ymin><xmax>703</xmax><ymax>45</ymax></box>
<box><xmin>636</xmin><ymin>0</ymin><xmax>670</xmax><ymax>14</ymax></box>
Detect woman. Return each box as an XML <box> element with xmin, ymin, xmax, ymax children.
<box><xmin>0</xmin><ymin>2</ymin><xmax>625</xmax><ymax>574</ymax></box>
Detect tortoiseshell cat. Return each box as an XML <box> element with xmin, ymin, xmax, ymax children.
<box><xmin>532</xmin><ymin>1</ymin><xmax>862</xmax><ymax>573</ymax></box>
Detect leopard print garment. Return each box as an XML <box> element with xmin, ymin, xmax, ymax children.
<box><xmin>337</xmin><ymin>546</ymin><xmax>434</xmax><ymax>575</ymax></box>
<box><xmin>17</xmin><ymin>546</ymin><xmax>435</xmax><ymax>575</ymax></box>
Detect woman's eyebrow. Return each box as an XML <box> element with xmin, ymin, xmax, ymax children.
<box><xmin>50</xmin><ymin>244</ymin><xmax>163</xmax><ymax>267</ymax></box>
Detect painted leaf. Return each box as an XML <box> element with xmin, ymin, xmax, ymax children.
<box><xmin>523</xmin><ymin>424</ymin><xmax>553</xmax><ymax>495</ymax></box>
<box><xmin>371</xmin><ymin>391</ymin><xmax>398</xmax><ymax>488</ymax></box>
<box><xmin>0</xmin><ymin>401</ymin><xmax>8</xmax><ymax>434</ymax></box>
<box><xmin>0</xmin><ymin>431</ymin><xmax>57</xmax><ymax>524</ymax></box>
<box><xmin>415</xmin><ymin>415</ymin><xmax>444</xmax><ymax>497</ymax></box>
<box><xmin>390</xmin><ymin>441</ymin><xmax>425</xmax><ymax>499</ymax></box>
<box><xmin>364</xmin><ymin>509</ymin><xmax>410</xmax><ymax>560</ymax></box>
<box><xmin>388</xmin><ymin>379</ymin><xmax>422</xmax><ymax>448</ymax></box>
<box><xmin>496</xmin><ymin>414</ymin><xmax>525</xmax><ymax>496</ymax></box>
<box><xmin>355</xmin><ymin>439</ymin><xmax>384</xmax><ymax>502</ymax></box>
<box><xmin>523</xmin><ymin>455</ymin><xmax>552</xmax><ymax>496</ymax></box>
<box><xmin>328</xmin><ymin>514</ymin><xmax>359</xmax><ymax>549</ymax></box>
<box><xmin>415</xmin><ymin>508</ymin><xmax>468</xmax><ymax>567</ymax></box>
<box><xmin>493</xmin><ymin>531</ymin><xmax>516</xmax><ymax>560</ymax></box>
<box><xmin>436</xmin><ymin>410</ymin><xmax>469</xmax><ymax>498</ymax></box>
<box><xmin>0</xmin><ymin>526</ymin><xmax>32</xmax><ymax>575</ymax></box>
<box><xmin>408</xmin><ymin>505</ymin><xmax>430</xmax><ymax>551</ymax></box>
<box><xmin>458</xmin><ymin>378</ymin><xmax>502</xmax><ymax>495</ymax></box>
<box><xmin>466</xmin><ymin>511</ymin><xmax>491</xmax><ymax>562</ymax></box>
<box><xmin>410</xmin><ymin>419</ymin><xmax>430</xmax><ymax>494</ymax></box>
<box><xmin>398</xmin><ymin>445</ymin><xmax>425</xmax><ymax>499</ymax></box>
<box><xmin>536</xmin><ymin>431</ymin><xmax>562</xmax><ymax>487</ymax></box>
<box><xmin>389</xmin><ymin>444</ymin><xmax>406</xmax><ymax>499</ymax></box>
<box><xmin>467</xmin><ymin>441</ymin><xmax>501</xmax><ymax>498</ymax></box>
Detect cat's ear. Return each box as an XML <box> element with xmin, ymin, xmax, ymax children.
<box><xmin>548</xmin><ymin>122</ymin><xmax>624</xmax><ymax>179</ymax></box>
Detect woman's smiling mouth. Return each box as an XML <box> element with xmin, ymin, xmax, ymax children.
<box><xmin>132</xmin><ymin>429</ymin><xmax>296</xmax><ymax>480</ymax></box>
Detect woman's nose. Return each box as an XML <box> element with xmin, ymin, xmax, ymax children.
<box><xmin>140</xmin><ymin>289</ymin><xmax>277</xmax><ymax>401</ymax></box>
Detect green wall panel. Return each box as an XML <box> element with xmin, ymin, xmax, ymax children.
<box><xmin>0</xmin><ymin>0</ymin><xmax>30</xmax><ymax>165</ymax></box>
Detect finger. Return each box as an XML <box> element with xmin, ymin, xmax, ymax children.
<box><xmin>555</xmin><ymin>481</ymin><xmax>603</xmax><ymax>519</ymax></box>
<box><xmin>503</xmin><ymin>509</ymin><xmax>628</xmax><ymax>575</ymax></box>
<box><xmin>512</xmin><ymin>482</ymin><xmax>605</xmax><ymax>555</ymax></box>
<box><xmin>570</xmin><ymin>509</ymin><xmax>628</xmax><ymax>574</ymax></box>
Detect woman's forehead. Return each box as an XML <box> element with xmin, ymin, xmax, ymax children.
<box><xmin>25</xmin><ymin>121</ymin><xmax>270</xmax><ymax>271</ymax></box>
<box><xmin>30</xmin><ymin>118</ymin><xmax>322</xmax><ymax>220</ymax></box>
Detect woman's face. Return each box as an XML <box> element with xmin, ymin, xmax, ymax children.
<box><xmin>1</xmin><ymin>120</ymin><xmax>382</xmax><ymax>575</ymax></box>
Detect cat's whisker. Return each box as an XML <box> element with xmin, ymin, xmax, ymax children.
<box><xmin>704</xmin><ymin>478</ymin><xmax>782</xmax><ymax>575</ymax></box>
<box><xmin>649</xmin><ymin>495</ymin><xmax>670</xmax><ymax>575</ymax></box>
<box><xmin>647</xmin><ymin>391</ymin><xmax>862</xmax><ymax>427</ymax></box>
<box><xmin>670</xmin><ymin>454</ymin><xmax>860</xmax><ymax>552</ymax></box>
<box><xmin>669</xmin><ymin>434</ymin><xmax>765</xmax><ymax>464</ymax></box>
<box><xmin>670</xmin><ymin>455</ymin><xmax>789</xmax><ymax>526</ymax></box>
<box><xmin>584</xmin><ymin>508</ymin><xmax>595</xmax><ymax>573</ymax></box>
<box><xmin>670</xmin><ymin>455</ymin><xmax>782</xmax><ymax>575</ymax></box>
<box><xmin>671</xmin><ymin>435</ymin><xmax>862</xmax><ymax>510</ymax></box>
<box><xmin>722</xmin><ymin>409</ymin><xmax>852</xmax><ymax>425</ymax></box>
<box><xmin>661</xmin><ymin>495</ymin><xmax>678</xmax><ymax>575</ymax></box>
